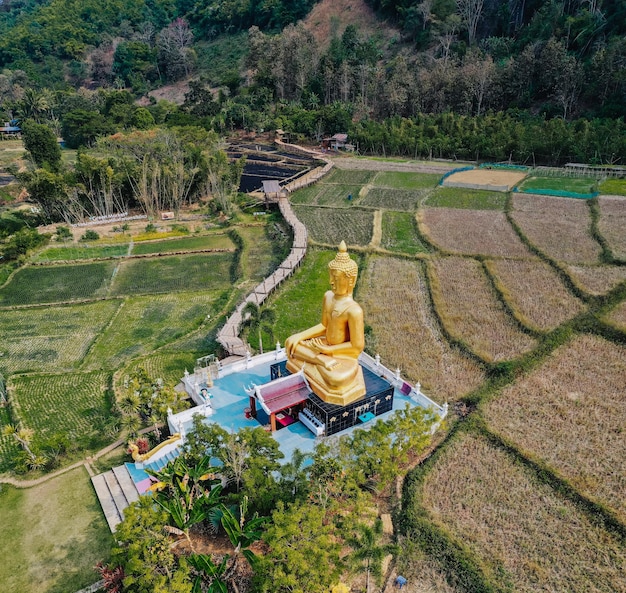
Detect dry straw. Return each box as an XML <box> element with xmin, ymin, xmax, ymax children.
<box><xmin>428</xmin><ymin>257</ymin><xmax>536</xmax><ymax>362</ymax></box>
<box><xmin>564</xmin><ymin>264</ymin><xmax>626</xmax><ymax>296</ymax></box>
<box><xmin>422</xmin><ymin>433</ymin><xmax>626</xmax><ymax>593</ymax></box>
<box><xmin>419</xmin><ymin>208</ymin><xmax>530</xmax><ymax>257</ymax></box>
<box><xmin>485</xmin><ymin>258</ymin><xmax>585</xmax><ymax>332</ymax></box>
<box><xmin>358</xmin><ymin>256</ymin><xmax>485</xmax><ymax>401</ymax></box>
<box><xmin>598</xmin><ymin>196</ymin><xmax>626</xmax><ymax>260</ymax></box>
<box><xmin>605</xmin><ymin>300</ymin><xmax>626</xmax><ymax>331</ymax></box>
<box><xmin>511</xmin><ymin>194</ymin><xmax>602</xmax><ymax>264</ymax></box>
<box><xmin>483</xmin><ymin>334</ymin><xmax>626</xmax><ymax>522</ymax></box>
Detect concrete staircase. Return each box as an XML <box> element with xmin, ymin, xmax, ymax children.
<box><xmin>91</xmin><ymin>465</ymin><xmax>140</xmax><ymax>532</ymax></box>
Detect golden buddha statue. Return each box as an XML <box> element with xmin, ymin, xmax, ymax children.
<box><xmin>285</xmin><ymin>241</ymin><xmax>366</xmax><ymax>405</ymax></box>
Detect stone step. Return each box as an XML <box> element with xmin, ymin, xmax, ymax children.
<box><xmin>91</xmin><ymin>473</ymin><xmax>122</xmax><ymax>533</ymax></box>
<box><xmin>103</xmin><ymin>470</ymin><xmax>131</xmax><ymax>518</ymax></box>
<box><xmin>113</xmin><ymin>465</ymin><xmax>139</xmax><ymax>505</ymax></box>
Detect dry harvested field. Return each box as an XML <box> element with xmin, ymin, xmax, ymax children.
<box><xmin>597</xmin><ymin>196</ymin><xmax>626</xmax><ymax>260</ymax></box>
<box><xmin>511</xmin><ymin>194</ymin><xmax>602</xmax><ymax>263</ymax></box>
<box><xmin>420</xmin><ymin>208</ymin><xmax>530</xmax><ymax>257</ymax></box>
<box><xmin>482</xmin><ymin>334</ymin><xmax>626</xmax><ymax>521</ymax></box>
<box><xmin>442</xmin><ymin>168</ymin><xmax>527</xmax><ymax>191</ymax></box>
<box><xmin>564</xmin><ymin>264</ymin><xmax>626</xmax><ymax>295</ymax></box>
<box><xmin>358</xmin><ymin>256</ymin><xmax>485</xmax><ymax>401</ymax></box>
<box><xmin>485</xmin><ymin>258</ymin><xmax>585</xmax><ymax>332</ymax></box>
<box><xmin>428</xmin><ymin>257</ymin><xmax>536</xmax><ymax>361</ymax></box>
<box><xmin>384</xmin><ymin>562</ymin><xmax>461</xmax><ymax>593</ymax></box>
<box><xmin>422</xmin><ymin>433</ymin><xmax>626</xmax><ymax>593</ymax></box>
<box><xmin>605</xmin><ymin>300</ymin><xmax>626</xmax><ymax>331</ymax></box>
<box><xmin>331</xmin><ymin>157</ymin><xmax>454</xmax><ymax>174</ymax></box>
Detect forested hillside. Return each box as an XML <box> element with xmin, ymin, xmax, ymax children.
<box><xmin>1</xmin><ymin>0</ymin><xmax>625</xmax><ymax>177</ymax></box>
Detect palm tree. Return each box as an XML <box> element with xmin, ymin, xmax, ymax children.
<box><xmin>242</xmin><ymin>302</ymin><xmax>275</xmax><ymax>354</ymax></box>
<box><xmin>346</xmin><ymin>518</ymin><xmax>394</xmax><ymax>593</ymax></box>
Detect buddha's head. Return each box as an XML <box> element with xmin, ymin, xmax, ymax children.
<box><xmin>328</xmin><ymin>241</ymin><xmax>358</xmax><ymax>296</ymax></box>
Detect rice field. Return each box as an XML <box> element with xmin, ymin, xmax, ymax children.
<box><xmin>605</xmin><ymin>300</ymin><xmax>626</xmax><ymax>331</ymax></box>
<box><xmin>292</xmin><ymin>206</ymin><xmax>374</xmax><ymax>246</ymax></box>
<box><xmin>564</xmin><ymin>264</ymin><xmax>626</xmax><ymax>296</ymax></box>
<box><xmin>485</xmin><ymin>258</ymin><xmax>585</xmax><ymax>332</ymax></box>
<box><xmin>0</xmin><ymin>262</ymin><xmax>116</xmax><ymax>306</ymax></box>
<box><xmin>290</xmin><ymin>183</ymin><xmax>363</xmax><ymax>206</ymax></box>
<box><xmin>597</xmin><ymin>196</ymin><xmax>626</xmax><ymax>260</ymax></box>
<box><xmin>323</xmin><ymin>168</ymin><xmax>376</xmax><ymax>185</ymax></box>
<box><xmin>373</xmin><ymin>171</ymin><xmax>440</xmax><ymax>191</ymax></box>
<box><xmin>425</xmin><ymin>187</ymin><xmax>507</xmax><ymax>210</ymax></box>
<box><xmin>82</xmin><ymin>292</ymin><xmax>219</xmax><ymax>371</ymax></box>
<box><xmin>519</xmin><ymin>175</ymin><xmax>597</xmax><ymax>194</ymax></box>
<box><xmin>511</xmin><ymin>194</ymin><xmax>602</xmax><ymax>264</ymax></box>
<box><xmin>359</xmin><ymin>188</ymin><xmax>423</xmax><ymax>211</ymax></box>
<box><xmin>117</xmin><ymin>351</ymin><xmax>204</xmax><ymax>390</ymax></box>
<box><xmin>0</xmin><ymin>300</ymin><xmax>121</xmax><ymax>374</ymax></box>
<box><xmin>130</xmin><ymin>233</ymin><xmax>235</xmax><ymax>255</ymax></box>
<box><xmin>109</xmin><ymin>252</ymin><xmax>234</xmax><ymax>295</ymax></box>
<box><xmin>381</xmin><ymin>211</ymin><xmax>429</xmax><ymax>255</ymax></box>
<box><xmin>420</xmin><ymin>208</ymin><xmax>531</xmax><ymax>257</ymax></box>
<box><xmin>421</xmin><ymin>433</ymin><xmax>626</xmax><ymax>593</ymax></box>
<box><xmin>482</xmin><ymin>334</ymin><xmax>626</xmax><ymax>522</ymax></box>
<box><xmin>9</xmin><ymin>371</ymin><xmax>111</xmax><ymax>448</ymax></box>
<box><xmin>428</xmin><ymin>257</ymin><xmax>537</xmax><ymax>362</ymax></box>
<box><xmin>358</xmin><ymin>256</ymin><xmax>485</xmax><ymax>401</ymax></box>
<box><xmin>34</xmin><ymin>244</ymin><xmax>129</xmax><ymax>262</ymax></box>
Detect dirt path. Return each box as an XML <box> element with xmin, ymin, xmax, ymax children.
<box><xmin>370</xmin><ymin>210</ymin><xmax>383</xmax><ymax>248</ymax></box>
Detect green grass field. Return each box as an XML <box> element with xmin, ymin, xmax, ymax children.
<box><xmin>381</xmin><ymin>211</ymin><xmax>429</xmax><ymax>254</ymax></box>
<box><xmin>34</xmin><ymin>244</ymin><xmax>129</xmax><ymax>262</ymax></box>
<box><xmin>109</xmin><ymin>252</ymin><xmax>234</xmax><ymax>295</ymax></box>
<box><xmin>10</xmin><ymin>371</ymin><xmax>112</xmax><ymax>449</ymax></box>
<box><xmin>0</xmin><ymin>468</ymin><xmax>112</xmax><ymax>593</ymax></box>
<box><xmin>425</xmin><ymin>186</ymin><xmax>507</xmax><ymax>209</ymax></box>
<box><xmin>130</xmin><ymin>233</ymin><xmax>234</xmax><ymax>255</ymax></box>
<box><xmin>373</xmin><ymin>171</ymin><xmax>441</xmax><ymax>190</ymax></box>
<box><xmin>0</xmin><ymin>262</ymin><xmax>115</xmax><ymax>305</ymax></box>
<box><xmin>599</xmin><ymin>178</ymin><xmax>626</xmax><ymax>196</ymax></box>
<box><xmin>324</xmin><ymin>168</ymin><xmax>376</xmax><ymax>185</ymax></box>
<box><xmin>359</xmin><ymin>188</ymin><xmax>422</xmax><ymax>210</ymax></box>
<box><xmin>82</xmin><ymin>292</ymin><xmax>219</xmax><ymax>371</ymax></box>
<box><xmin>0</xmin><ymin>300</ymin><xmax>121</xmax><ymax>374</ymax></box>
<box><xmin>292</xmin><ymin>205</ymin><xmax>374</xmax><ymax>246</ymax></box>
<box><xmin>519</xmin><ymin>176</ymin><xmax>597</xmax><ymax>194</ymax></box>
<box><xmin>291</xmin><ymin>183</ymin><xmax>363</xmax><ymax>206</ymax></box>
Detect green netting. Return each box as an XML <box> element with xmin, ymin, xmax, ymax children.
<box><xmin>514</xmin><ymin>188</ymin><xmax>599</xmax><ymax>199</ymax></box>
<box><xmin>439</xmin><ymin>166</ymin><xmax>474</xmax><ymax>185</ymax></box>
<box><xmin>480</xmin><ymin>163</ymin><xmax>529</xmax><ymax>171</ymax></box>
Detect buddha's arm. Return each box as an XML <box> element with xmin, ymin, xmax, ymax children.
<box><xmin>312</xmin><ymin>306</ymin><xmax>365</xmax><ymax>358</ymax></box>
<box><xmin>285</xmin><ymin>323</ymin><xmax>326</xmax><ymax>357</ymax></box>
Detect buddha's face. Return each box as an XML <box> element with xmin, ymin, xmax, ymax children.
<box><xmin>329</xmin><ymin>268</ymin><xmax>353</xmax><ymax>296</ymax></box>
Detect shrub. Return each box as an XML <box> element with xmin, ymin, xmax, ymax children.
<box><xmin>80</xmin><ymin>229</ymin><xmax>99</xmax><ymax>241</ymax></box>
<box><xmin>55</xmin><ymin>226</ymin><xmax>73</xmax><ymax>241</ymax></box>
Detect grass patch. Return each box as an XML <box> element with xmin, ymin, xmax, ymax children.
<box><xmin>292</xmin><ymin>205</ymin><xmax>374</xmax><ymax>246</ymax></box>
<box><xmin>0</xmin><ymin>262</ymin><xmax>115</xmax><ymax>305</ymax></box>
<box><xmin>374</xmin><ymin>171</ymin><xmax>440</xmax><ymax>190</ymax></box>
<box><xmin>82</xmin><ymin>292</ymin><xmax>219</xmax><ymax>371</ymax></box>
<box><xmin>0</xmin><ymin>139</ymin><xmax>25</xmax><ymax>167</ymax></box>
<box><xmin>381</xmin><ymin>211</ymin><xmax>428</xmax><ymax>254</ymax></box>
<box><xmin>10</xmin><ymin>370</ymin><xmax>112</xmax><ymax>450</ymax></box>
<box><xmin>291</xmin><ymin>183</ymin><xmax>363</xmax><ymax>206</ymax></box>
<box><xmin>267</xmin><ymin>249</ymin><xmax>333</xmax><ymax>345</ymax></box>
<box><xmin>34</xmin><ymin>244</ymin><xmax>129</xmax><ymax>262</ymax></box>
<box><xmin>325</xmin><ymin>168</ymin><xmax>376</xmax><ymax>185</ymax></box>
<box><xmin>130</xmin><ymin>233</ymin><xmax>234</xmax><ymax>255</ymax></box>
<box><xmin>519</xmin><ymin>175</ymin><xmax>597</xmax><ymax>194</ymax></box>
<box><xmin>599</xmin><ymin>178</ymin><xmax>626</xmax><ymax>196</ymax></box>
<box><xmin>0</xmin><ymin>468</ymin><xmax>112</xmax><ymax>593</ymax></box>
<box><xmin>238</xmin><ymin>222</ymin><xmax>290</xmax><ymax>282</ymax></box>
<box><xmin>109</xmin><ymin>252</ymin><xmax>233</xmax><ymax>296</ymax></box>
<box><xmin>0</xmin><ymin>300</ymin><xmax>121</xmax><ymax>374</ymax></box>
<box><xmin>425</xmin><ymin>187</ymin><xmax>506</xmax><ymax>210</ymax></box>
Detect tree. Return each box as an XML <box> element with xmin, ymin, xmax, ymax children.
<box><xmin>456</xmin><ymin>0</ymin><xmax>485</xmax><ymax>45</ymax></box>
<box><xmin>242</xmin><ymin>302</ymin><xmax>275</xmax><ymax>354</ymax></box>
<box><xmin>157</xmin><ymin>18</ymin><xmax>195</xmax><ymax>81</ymax></box>
<box><xmin>346</xmin><ymin>519</ymin><xmax>394</xmax><ymax>593</ymax></box>
<box><xmin>21</xmin><ymin>120</ymin><xmax>62</xmax><ymax>171</ymax></box>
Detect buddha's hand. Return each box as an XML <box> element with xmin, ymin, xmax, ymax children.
<box><xmin>307</xmin><ymin>337</ymin><xmax>331</xmax><ymax>355</ymax></box>
<box><xmin>285</xmin><ymin>333</ymin><xmax>301</xmax><ymax>357</ymax></box>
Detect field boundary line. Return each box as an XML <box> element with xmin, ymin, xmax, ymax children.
<box><xmin>369</xmin><ymin>210</ymin><xmax>382</xmax><ymax>249</ymax></box>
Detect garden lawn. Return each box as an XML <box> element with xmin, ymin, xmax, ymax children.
<box><xmin>425</xmin><ymin>187</ymin><xmax>506</xmax><ymax>209</ymax></box>
<box><xmin>0</xmin><ymin>467</ymin><xmax>112</xmax><ymax>593</ymax></box>
<box><xmin>0</xmin><ymin>300</ymin><xmax>121</xmax><ymax>374</ymax></box>
<box><xmin>292</xmin><ymin>205</ymin><xmax>374</xmax><ymax>246</ymax></box>
<box><xmin>381</xmin><ymin>211</ymin><xmax>429</xmax><ymax>255</ymax></box>
<box><xmin>109</xmin><ymin>252</ymin><xmax>233</xmax><ymax>295</ymax></box>
<box><xmin>10</xmin><ymin>370</ymin><xmax>112</xmax><ymax>450</ymax></box>
<box><xmin>0</xmin><ymin>262</ymin><xmax>116</xmax><ymax>305</ymax></box>
<box><xmin>82</xmin><ymin>292</ymin><xmax>219</xmax><ymax>371</ymax></box>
